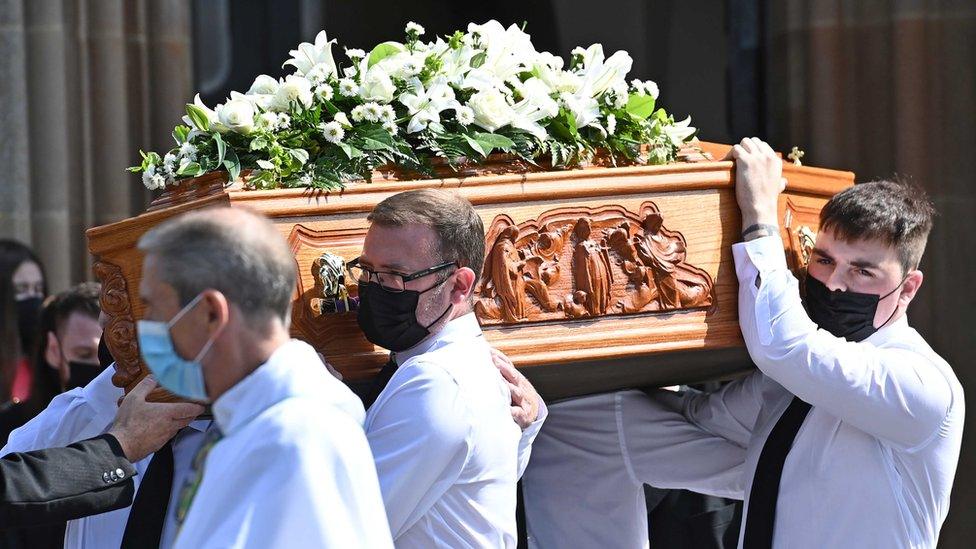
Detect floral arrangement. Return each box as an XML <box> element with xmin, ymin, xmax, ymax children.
<box><xmin>131</xmin><ymin>20</ymin><xmax>696</xmax><ymax>191</ymax></box>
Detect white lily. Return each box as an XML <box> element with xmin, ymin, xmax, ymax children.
<box><xmin>283</xmin><ymin>30</ymin><xmax>338</xmax><ymax>80</ymax></box>
<box><xmin>576</xmin><ymin>44</ymin><xmax>633</xmax><ymax>98</ymax></box>
<box><xmin>358</xmin><ymin>65</ymin><xmax>396</xmax><ymax>103</ymax></box>
<box><xmin>664</xmin><ymin>116</ymin><xmax>696</xmax><ymax>147</ymax></box>
<box><xmin>559</xmin><ymin>92</ymin><xmax>601</xmax><ymax>130</ymax></box>
<box><xmin>181</xmin><ymin>93</ymin><xmax>227</xmax><ymax>135</ymax></box>
<box><xmin>398</xmin><ymin>78</ymin><xmax>460</xmax><ymax>133</ymax></box>
<box><xmin>511</xmin><ymin>77</ymin><xmax>559</xmax><ymax>139</ymax></box>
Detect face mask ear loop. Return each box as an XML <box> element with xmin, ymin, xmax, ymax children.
<box><xmin>877</xmin><ymin>274</ymin><xmax>910</xmax><ymax>330</ymax></box>
<box><xmin>166</xmin><ymin>292</ymin><xmax>206</xmax><ymax>329</ymax></box>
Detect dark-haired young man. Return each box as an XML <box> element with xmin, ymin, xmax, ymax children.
<box><xmin>518</xmin><ymin>138</ymin><xmax>963</xmax><ymax>548</ymax></box>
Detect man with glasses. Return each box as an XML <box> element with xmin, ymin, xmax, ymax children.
<box><xmin>349</xmin><ymin>189</ymin><xmax>546</xmax><ymax>548</ymax></box>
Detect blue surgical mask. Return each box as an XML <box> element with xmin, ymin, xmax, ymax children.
<box><xmin>136</xmin><ymin>293</ymin><xmax>217</xmax><ymax>402</ymax></box>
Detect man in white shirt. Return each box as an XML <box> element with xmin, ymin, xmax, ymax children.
<box><xmin>135</xmin><ymin>207</ymin><xmax>392</xmax><ymax>548</ymax></box>
<box><xmin>518</xmin><ymin>138</ymin><xmax>964</xmax><ymax>548</ymax></box>
<box><xmin>4</xmin><ymin>207</ymin><xmax>393</xmax><ymax>548</ymax></box>
<box><xmin>350</xmin><ymin>189</ymin><xmax>545</xmax><ymax>548</ymax></box>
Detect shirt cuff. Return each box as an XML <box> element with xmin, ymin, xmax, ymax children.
<box><xmin>732</xmin><ymin>235</ymin><xmax>788</xmax><ymax>279</ymax></box>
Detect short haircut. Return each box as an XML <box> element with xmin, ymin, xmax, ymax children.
<box><xmin>138</xmin><ymin>207</ymin><xmax>296</xmax><ymax>328</ymax></box>
<box><xmin>44</xmin><ymin>282</ymin><xmax>101</xmax><ymax>337</ymax></box>
<box><xmin>368</xmin><ymin>189</ymin><xmax>485</xmax><ymax>285</ymax></box>
<box><xmin>820</xmin><ymin>178</ymin><xmax>935</xmax><ymax>273</ymax></box>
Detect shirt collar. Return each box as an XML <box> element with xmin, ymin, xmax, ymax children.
<box><xmin>864</xmin><ymin>313</ymin><xmax>910</xmax><ymax>346</ymax></box>
<box><xmin>212</xmin><ymin>339</ymin><xmax>316</xmax><ymax>436</ymax></box>
<box><xmin>394</xmin><ymin>312</ymin><xmax>483</xmax><ymax>366</ymax></box>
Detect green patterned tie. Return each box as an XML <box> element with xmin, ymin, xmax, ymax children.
<box><xmin>175</xmin><ymin>425</ymin><xmax>224</xmax><ymax>528</ymax></box>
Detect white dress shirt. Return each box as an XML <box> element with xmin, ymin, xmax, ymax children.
<box><xmin>174</xmin><ymin>339</ymin><xmax>392</xmax><ymax>549</ymax></box>
<box><xmin>1</xmin><ymin>366</ymin><xmax>211</xmax><ymax>549</ymax></box>
<box><xmin>699</xmin><ymin>235</ymin><xmax>964</xmax><ymax>548</ymax></box>
<box><xmin>522</xmin><ymin>236</ymin><xmax>963</xmax><ymax>549</ymax></box>
<box><xmin>365</xmin><ymin>312</ymin><xmax>527</xmax><ymax>548</ymax></box>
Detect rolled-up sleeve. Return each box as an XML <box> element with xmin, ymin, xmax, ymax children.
<box><xmin>732</xmin><ymin>236</ymin><xmax>952</xmax><ymax>450</ymax></box>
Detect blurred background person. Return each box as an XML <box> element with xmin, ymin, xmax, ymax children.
<box><xmin>0</xmin><ymin>239</ymin><xmax>48</xmax><ymax>443</ymax></box>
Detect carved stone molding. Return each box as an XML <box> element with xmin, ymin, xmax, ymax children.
<box><xmin>475</xmin><ymin>203</ymin><xmax>714</xmax><ymax>325</ymax></box>
<box><xmin>92</xmin><ymin>260</ymin><xmax>142</xmax><ymax>390</ymax></box>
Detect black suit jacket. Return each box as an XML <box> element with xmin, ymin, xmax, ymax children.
<box><xmin>0</xmin><ymin>434</ymin><xmax>136</xmax><ymax>529</ymax></box>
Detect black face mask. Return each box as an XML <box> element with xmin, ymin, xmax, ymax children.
<box><xmin>356</xmin><ymin>280</ymin><xmax>453</xmax><ymax>352</ymax></box>
<box><xmin>66</xmin><ymin>361</ymin><xmax>104</xmax><ymax>391</ymax></box>
<box><xmin>803</xmin><ymin>273</ymin><xmax>903</xmax><ymax>343</ymax></box>
<box><xmin>97</xmin><ymin>336</ymin><xmax>115</xmax><ymax>369</ymax></box>
<box><xmin>15</xmin><ymin>296</ymin><xmax>43</xmax><ymax>355</ymax></box>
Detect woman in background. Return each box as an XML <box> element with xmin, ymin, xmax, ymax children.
<box><xmin>0</xmin><ymin>239</ymin><xmax>47</xmax><ymax>444</ymax></box>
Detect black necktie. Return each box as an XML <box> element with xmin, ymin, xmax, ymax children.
<box><xmin>120</xmin><ymin>440</ymin><xmax>174</xmax><ymax>548</ymax></box>
<box><xmin>362</xmin><ymin>354</ymin><xmax>398</xmax><ymax>410</ymax></box>
<box><xmin>742</xmin><ymin>397</ymin><xmax>812</xmax><ymax>549</ymax></box>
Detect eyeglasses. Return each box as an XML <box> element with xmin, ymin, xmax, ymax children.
<box><xmin>346</xmin><ymin>257</ymin><xmax>457</xmax><ymax>293</ymax></box>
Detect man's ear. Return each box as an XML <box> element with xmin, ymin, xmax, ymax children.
<box><xmin>898</xmin><ymin>270</ymin><xmax>924</xmax><ymax>308</ymax></box>
<box><xmin>44</xmin><ymin>332</ymin><xmax>62</xmax><ymax>370</ymax></box>
<box><xmin>451</xmin><ymin>267</ymin><xmax>478</xmax><ymax>304</ymax></box>
<box><xmin>200</xmin><ymin>289</ymin><xmax>230</xmax><ymax>336</ymax></box>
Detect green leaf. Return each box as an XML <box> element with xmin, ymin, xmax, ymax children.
<box><xmin>470</xmin><ymin>52</ymin><xmax>487</xmax><ymax>69</ymax></box>
<box><xmin>625</xmin><ymin>94</ymin><xmax>656</xmax><ymax>120</ymax></box>
<box><xmin>463</xmin><ymin>134</ymin><xmax>488</xmax><ymax>158</ymax></box>
<box><xmin>177</xmin><ymin>161</ymin><xmax>202</xmax><ymax>177</ymax></box>
<box><xmin>250</xmin><ymin>136</ymin><xmax>269</xmax><ymax>151</ymax></box>
<box><xmin>172</xmin><ymin>125</ymin><xmax>191</xmax><ymax>144</ymax></box>
<box><xmin>358</xmin><ymin>125</ymin><xmax>397</xmax><ymax>151</ymax></box>
<box><xmin>185</xmin><ymin>104</ymin><xmax>211</xmax><ymax>132</ymax></box>
<box><xmin>320</xmin><ymin>99</ymin><xmax>339</xmax><ymax>115</ymax></box>
<box><xmin>256</xmin><ymin>159</ymin><xmax>276</xmax><ymax>170</ymax></box>
<box><xmin>213</xmin><ymin>133</ymin><xmax>226</xmax><ymax>166</ymax></box>
<box><xmin>473</xmin><ymin>132</ymin><xmax>515</xmax><ymax>152</ymax></box>
<box><xmin>338</xmin><ymin>143</ymin><xmax>364</xmax><ymax>160</ymax></box>
<box><xmin>287</xmin><ymin>148</ymin><xmax>310</xmax><ymax>166</ymax></box>
<box><xmin>367</xmin><ymin>41</ymin><xmax>405</xmax><ymax>68</ymax></box>
<box><xmin>222</xmin><ymin>146</ymin><xmax>241</xmax><ymax>181</ymax></box>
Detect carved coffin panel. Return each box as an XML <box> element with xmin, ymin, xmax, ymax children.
<box><xmin>475</xmin><ymin>203</ymin><xmax>715</xmax><ymax>325</ymax></box>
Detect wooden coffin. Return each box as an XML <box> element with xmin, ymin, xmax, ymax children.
<box><xmin>87</xmin><ymin>142</ymin><xmax>852</xmax><ymax>400</ymax></box>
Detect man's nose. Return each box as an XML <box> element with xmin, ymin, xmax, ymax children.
<box><xmin>825</xmin><ymin>267</ymin><xmax>847</xmax><ymax>292</ymax></box>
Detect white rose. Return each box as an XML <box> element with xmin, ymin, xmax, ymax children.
<box><xmin>467</xmin><ymin>89</ymin><xmax>515</xmax><ymax>132</ymax></box>
<box><xmin>217</xmin><ymin>99</ymin><xmax>256</xmax><ymax>134</ymax></box>
<box><xmin>271</xmin><ymin>75</ymin><xmax>314</xmax><ymax>111</ymax></box>
<box><xmin>248</xmin><ymin>75</ymin><xmax>279</xmax><ymax>95</ymax></box>
<box><xmin>358</xmin><ymin>67</ymin><xmax>396</xmax><ymax>103</ymax></box>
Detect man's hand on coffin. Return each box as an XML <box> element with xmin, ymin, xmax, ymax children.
<box><xmin>491</xmin><ymin>348</ymin><xmax>541</xmax><ymax>430</ymax></box>
<box><xmin>108</xmin><ymin>376</ymin><xmax>205</xmax><ymax>462</ymax></box>
<box><xmin>726</xmin><ymin>137</ymin><xmax>787</xmax><ymax>234</ymax></box>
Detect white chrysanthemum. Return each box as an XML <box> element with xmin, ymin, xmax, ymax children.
<box><xmin>338</xmin><ymin>78</ymin><xmax>358</xmax><ymax>96</ymax></box>
<box><xmin>642</xmin><ymin>80</ymin><xmax>659</xmax><ymax>100</ymax></box>
<box><xmin>334</xmin><ymin>112</ymin><xmax>351</xmax><ymax>128</ymax></box>
<box><xmin>383</xmin><ymin>121</ymin><xmax>399</xmax><ymax>135</ymax></box>
<box><xmin>351</xmin><ymin>105</ymin><xmax>366</xmax><ymax>122</ymax></box>
<box><xmin>380</xmin><ymin>105</ymin><xmax>396</xmax><ymax>123</ymax></box>
<box><xmin>455</xmin><ymin>105</ymin><xmax>474</xmax><ymax>126</ymax></box>
<box><xmin>319</xmin><ymin>121</ymin><xmax>345</xmax><ymax>143</ymax></box>
<box><xmin>257</xmin><ymin>112</ymin><xmax>279</xmax><ymax>130</ymax></box>
<box><xmin>277</xmin><ymin>113</ymin><xmax>291</xmax><ymax>129</ymax></box>
<box><xmin>405</xmin><ymin>21</ymin><xmax>425</xmax><ymax>36</ymax></box>
<box><xmin>571</xmin><ymin>46</ymin><xmax>587</xmax><ymax>60</ymax></box>
<box><xmin>315</xmin><ymin>84</ymin><xmax>334</xmax><ymax>101</ymax></box>
<box><xmin>630</xmin><ymin>79</ymin><xmax>645</xmax><ymax>94</ymax></box>
<box><xmin>400</xmin><ymin>59</ymin><xmax>422</xmax><ymax>77</ymax></box>
<box><xmin>178</xmin><ymin>142</ymin><xmax>198</xmax><ymax>161</ymax></box>
<box><xmin>346</xmin><ymin>48</ymin><xmax>366</xmax><ymax>60</ymax></box>
<box><xmin>146</xmin><ymin>170</ymin><xmax>166</xmax><ymax>190</ymax></box>
<box><xmin>606</xmin><ymin>113</ymin><xmax>617</xmax><ymax>135</ymax></box>
<box><xmin>363</xmin><ymin>102</ymin><xmax>383</xmax><ymax>122</ymax></box>
<box><xmin>162</xmin><ymin>153</ymin><xmax>177</xmax><ymax>176</ymax></box>
<box><xmin>142</xmin><ymin>164</ymin><xmax>156</xmax><ymax>188</ymax></box>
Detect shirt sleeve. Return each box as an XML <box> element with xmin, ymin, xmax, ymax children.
<box><xmin>366</xmin><ymin>362</ymin><xmax>471</xmax><ymax>539</ymax></box>
<box><xmin>733</xmin><ymin>236</ymin><xmax>953</xmax><ymax>450</ymax></box>
<box><xmin>2</xmin><ymin>366</ymin><xmax>122</xmax><ymax>455</ymax></box>
<box><xmin>516</xmin><ymin>398</ymin><xmax>548</xmax><ymax>479</ymax></box>
<box><xmin>681</xmin><ymin>371</ymin><xmax>766</xmax><ymax>448</ymax></box>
